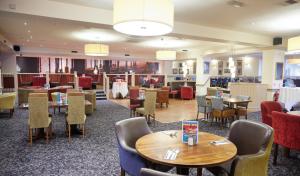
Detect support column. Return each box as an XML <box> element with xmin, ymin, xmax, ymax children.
<box><xmin>125</xmin><ymin>72</ymin><xmax>128</xmax><ymax>83</ymax></box>
<box><xmin>103</xmin><ymin>72</ymin><xmax>106</xmax><ymax>91</ymax></box>
<box><xmin>262</xmin><ymin>49</ymin><xmax>285</xmax><ymax>100</ymax></box>
<box><xmin>74</xmin><ymin>71</ymin><xmax>79</xmax><ymax>90</ymax></box>
<box><xmin>131</xmin><ymin>72</ymin><xmax>135</xmax><ymax>87</ymax></box>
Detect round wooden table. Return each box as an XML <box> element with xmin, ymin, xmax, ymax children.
<box><xmin>136</xmin><ymin>130</ymin><xmax>237</xmax><ymax>176</ymax></box>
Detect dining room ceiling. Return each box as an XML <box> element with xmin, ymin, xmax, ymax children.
<box><xmin>50</xmin><ymin>0</ymin><xmax>300</xmax><ymax>37</ymax></box>
<box><xmin>0</xmin><ymin>11</ymin><xmax>250</xmax><ymax>59</ymax></box>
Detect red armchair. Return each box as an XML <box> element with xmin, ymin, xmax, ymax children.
<box><xmin>260</xmin><ymin>101</ymin><xmax>282</xmax><ymax>127</ymax></box>
<box><xmin>180</xmin><ymin>86</ymin><xmax>193</xmax><ymax>100</ymax></box>
<box><xmin>272</xmin><ymin>111</ymin><xmax>300</xmax><ymax>165</ymax></box>
<box><xmin>79</xmin><ymin>77</ymin><xmax>92</xmax><ymax>90</ymax></box>
<box><xmin>129</xmin><ymin>88</ymin><xmax>139</xmax><ymax>100</ymax></box>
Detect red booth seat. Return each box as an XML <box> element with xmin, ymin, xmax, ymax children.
<box><xmin>180</xmin><ymin>86</ymin><xmax>193</xmax><ymax>100</ymax></box>
<box><xmin>260</xmin><ymin>101</ymin><xmax>282</xmax><ymax>127</ymax></box>
<box><xmin>32</xmin><ymin>76</ymin><xmax>46</xmax><ymax>87</ymax></box>
<box><xmin>79</xmin><ymin>77</ymin><xmax>92</xmax><ymax>90</ymax></box>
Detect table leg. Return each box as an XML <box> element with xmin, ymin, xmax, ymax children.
<box><xmin>176</xmin><ymin>167</ymin><xmax>189</xmax><ymax>175</ymax></box>
<box><xmin>197</xmin><ymin>168</ymin><xmax>203</xmax><ymax>176</ymax></box>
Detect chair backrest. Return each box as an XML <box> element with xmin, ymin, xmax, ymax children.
<box><xmin>67</xmin><ymin>92</ymin><xmax>85</xmax><ymax>124</ymax></box>
<box><xmin>223</xmin><ymin>93</ymin><xmax>231</xmax><ymax>98</ymax></box>
<box><xmin>272</xmin><ymin>111</ymin><xmax>300</xmax><ymax>150</ymax></box>
<box><xmin>0</xmin><ymin>93</ymin><xmax>16</xmax><ymax>109</ymax></box>
<box><xmin>28</xmin><ymin>93</ymin><xmax>49</xmax><ymax>128</ymax></box>
<box><xmin>230</xmin><ymin>120</ymin><xmax>274</xmax><ymax>176</ymax></box>
<box><xmin>196</xmin><ymin>95</ymin><xmax>208</xmax><ymax>107</ymax></box>
<box><xmin>211</xmin><ymin>97</ymin><xmax>224</xmax><ymax>110</ymax></box>
<box><xmin>161</xmin><ymin>86</ymin><xmax>170</xmax><ymax>92</ymax></box>
<box><xmin>260</xmin><ymin>101</ymin><xmax>282</xmax><ymax>126</ymax></box>
<box><xmin>115</xmin><ymin>117</ymin><xmax>152</xmax><ymax>150</ymax></box>
<box><xmin>144</xmin><ymin>91</ymin><xmax>157</xmax><ymax>115</ymax></box>
<box><xmin>157</xmin><ymin>90</ymin><xmax>169</xmax><ymax>103</ymax></box>
<box><xmin>228</xmin><ymin>120</ymin><xmax>273</xmax><ymax>155</ymax></box>
<box><xmin>130</xmin><ymin>88</ymin><xmax>140</xmax><ymax>99</ymax></box>
<box><xmin>207</xmin><ymin>87</ymin><xmax>217</xmax><ymax>96</ymax></box>
<box><xmin>140</xmin><ymin>168</ymin><xmax>180</xmax><ymax>176</ymax></box>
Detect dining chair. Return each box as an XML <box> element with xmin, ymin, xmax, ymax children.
<box><xmin>140</xmin><ymin>168</ymin><xmax>181</xmax><ymax>176</ymax></box>
<box><xmin>115</xmin><ymin>117</ymin><xmax>172</xmax><ymax>176</ymax></box>
<box><xmin>272</xmin><ymin>111</ymin><xmax>300</xmax><ymax>165</ymax></box>
<box><xmin>211</xmin><ymin>97</ymin><xmax>235</xmax><ymax>127</ymax></box>
<box><xmin>0</xmin><ymin>93</ymin><xmax>16</xmax><ymax>118</ymax></box>
<box><xmin>136</xmin><ymin>91</ymin><xmax>157</xmax><ymax>124</ymax></box>
<box><xmin>28</xmin><ymin>93</ymin><xmax>52</xmax><ymax>145</ymax></box>
<box><xmin>162</xmin><ymin>86</ymin><xmax>178</xmax><ymax>99</ymax></box>
<box><xmin>129</xmin><ymin>88</ymin><xmax>142</xmax><ymax>117</ymax></box>
<box><xmin>260</xmin><ymin>101</ymin><xmax>282</xmax><ymax>127</ymax></box>
<box><xmin>236</xmin><ymin>95</ymin><xmax>250</xmax><ymax>120</ymax></box>
<box><xmin>207</xmin><ymin>120</ymin><xmax>274</xmax><ymax>176</ymax></box>
<box><xmin>156</xmin><ymin>90</ymin><xmax>169</xmax><ymax>108</ymax></box>
<box><xmin>196</xmin><ymin>95</ymin><xmax>212</xmax><ymax>120</ymax></box>
<box><xmin>83</xmin><ymin>91</ymin><xmax>95</xmax><ymax>115</ymax></box>
<box><xmin>180</xmin><ymin>86</ymin><xmax>193</xmax><ymax>100</ymax></box>
<box><xmin>66</xmin><ymin>92</ymin><xmax>86</xmax><ymax>142</ymax></box>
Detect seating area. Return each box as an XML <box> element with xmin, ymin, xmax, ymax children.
<box><xmin>1</xmin><ymin>1</ymin><xmax>300</xmax><ymax>176</ymax></box>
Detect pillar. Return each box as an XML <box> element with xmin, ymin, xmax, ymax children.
<box><xmin>131</xmin><ymin>72</ymin><xmax>135</xmax><ymax>87</ymax></box>
<box><xmin>103</xmin><ymin>72</ymin><xmax>106</xmax><ymax>90</ymax></box>
<box><xmin>125</xmin><ymin>72</ymin><xmax>128</xmax><ymax>83</ymax></box>
<box><xmin>262</xmin><ymin>49</ymin><xmax>285</xmax><ymax>100</ymax></box>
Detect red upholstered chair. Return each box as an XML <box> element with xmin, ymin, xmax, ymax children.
<box><xmin>129</xmin><ymin>88</ymin><xmax>139</xmax><ymax>100</ymax></box>
<box><xmin>272</xmin><ymin>111</ymin><xmax>300</xmax><ymax>165</ymax></box>
<box><xmin>260</xmin><ymin>101</ymin><xmax>282</xmax><ymax>127</ymax></box>
<box><xmin>79</xmin><ymin>77</ymin><xmax>92</xmax><ymax>90</ymax></box>
<box><xmin>32</xmin><ymin>76</ymin><xmax>46</xmax><ymax>87</ymax></box>
<box><xmin>129</xmin><ymin>88</ymin><xmax>141</xmax><ymax>117</ymax></box>
<box><xmin>162</xmin><ymin>86</ymin><xmax>178</xmax><ymax>99</ymax></box>
<box><xmin>180</xmin><ymin>86</ymin><xmax>193</xmax><ymax>100</ymax></box>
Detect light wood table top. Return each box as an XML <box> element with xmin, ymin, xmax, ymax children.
<box><xmin>206</xmin><ymin>96</ymin><xmax>251</xmax><ymax>104</ymax></box>
<box><xmin>136</xmin><ymin>130</ymin><xmax>237</xmax><ymax>168</ymax></box>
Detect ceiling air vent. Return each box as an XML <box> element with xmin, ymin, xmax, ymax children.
<box><xmin>285</xmin><ymin>0</ymin><xmax>298</xmax><ymax>4</ymax></box>
<box><xmin>71</xmin><ymin>50</ymin><xmax>78</xmax><ymax>53</ymax></box>
<box><xmin>227</xmin><ymin>0</ymin><xmax>245</xmax><ymax>8</ymax></box>
<box><xmin>125</xmin><ymin>54</ymin><xmax>130</xmax><ymax>57</ymax></box>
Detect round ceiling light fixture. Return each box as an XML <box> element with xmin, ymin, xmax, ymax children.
<box><xmin>156</xmin><ymin>50</ymin><xmax>176</xmax><ymax>60</ymax></box>
<box><xmin>113</xmin><ymin>0</ymin><xmax>174</xmax><ymax>36</ymax></box>
<box><xmin>84</xmin><ymin>44</ymin><xmax>109</xmax><ymax>56</ymax></box>
<box><xmin>287</xmin><ymin>36</ymin><xmax>300</xmax><ymax>54</ymax></box>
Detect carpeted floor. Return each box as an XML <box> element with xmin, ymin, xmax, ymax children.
<box><xmin>0</xmin><ymin>100</ymin><xmax>299</xmax><ymax>176</ymax></box>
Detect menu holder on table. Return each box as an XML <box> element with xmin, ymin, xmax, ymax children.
<box><xmin>182</xmin><ymin>120</ymin><xmax>199</xmax><ymax>145</ymax></box>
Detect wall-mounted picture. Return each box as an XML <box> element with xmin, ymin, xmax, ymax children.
<box><xmin>179</xmin><ymin>68</ymin><xmax>184</xmax><ymax>74</ymax></box>
<box><xmin>203</xmin><ymin>61</ymin><xmax>210</xmax><ymax>74</ymax></box>
<box><xmin>275</xmin><ymin>62</ymin><xmax>283</xmax><ymax>80</ymax></box>
<box><xmin>224</xmin><ymin>68</ymin><xmax>231</xmax><ymax>74</ymax></box>
<box><xmin>172</xmin><ymin>68</ymin><xmax>178</xmax><ymax>74</ymax></box>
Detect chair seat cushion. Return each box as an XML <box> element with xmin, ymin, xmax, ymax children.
<box><xmin>237</xmin><ymin>108</ymin><xmax>247</xmax><ymax>116</ymax></box>
<box><xmin>213</xmin><ymin>108</ymin><xmax>236</xmax><ymax>118</ymax></box>
<box><xmin>136</xmin><ymin>108</ymin><xmax>145</xmax><ymax>115</ymax></box>
<box><xmin>170</xmin><ymin>90</ymin><xmax>178</xmax><ymax>95</ymax></box>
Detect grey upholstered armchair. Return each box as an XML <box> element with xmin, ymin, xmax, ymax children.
<box><xmin>115</xmin><ymin>117</ymin><xmax>172</xmax><ymax>176</ymax></box>
<box><xmin>207</xmin><ymin>120</ymin><xmax>274</xmax><ymax>176</ymax></box>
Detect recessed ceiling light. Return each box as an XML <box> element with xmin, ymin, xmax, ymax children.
<box><xmin>26</xmin><ymin>39</ymin><xmax>29</xmax><ymax>42</ymax></box>
<box><xmin>30</xmin><ymin>35</ymin><xmax>33</xmax><ymax>39</ymax></box>
<box><xmin>251</xmin><ymin>22</ymin><xmax>256</xmax><ymax>25</ymax></box>
<box><xmin>72</xmin><ymin>28</ymin><xmax>124</xmax><ymax>42</ymax></box>
<box><xmin>28</xmin><ymin>30</ymin><xmax>31</xmax><ymax>33</ymax></box>
<box><xmin>24</xmin><ymin>22</ymin><xmax>28</xmax><ymax>26</ymax></box>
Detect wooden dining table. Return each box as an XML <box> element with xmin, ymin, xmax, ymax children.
<box><xmin>205</xmin><ymin>96</ymin><xmax>251</xmax><ymax>105</ymax></box>
<box><xmin>136</xmin><ymin>130</ymin><xmax>237</xmax><ymax>176</ymax></box>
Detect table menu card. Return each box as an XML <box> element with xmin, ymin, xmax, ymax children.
<box><xmin>182</xmin><ymin>120</ymin><xmax>198</xmax><ymax>144</ymax></box>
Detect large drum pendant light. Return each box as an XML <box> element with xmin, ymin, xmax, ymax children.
<box><xmin>113</xmin><ymin>0</ymin><xmax>174</xmax><ymax>36</ymax></box>
<box><xmin>84</xmin><ymin>44</ymin><xmax>109</xmax><ymax>56</ymax></box>
<box><xmin>156</xmin><ymin>50</ymin><xmax>176</xmax><ymax>60</ymax></box>
<box><xmin>288</xmin><ymin>36</ymin><xmax>300</xmax><ymax>54</ymax></box>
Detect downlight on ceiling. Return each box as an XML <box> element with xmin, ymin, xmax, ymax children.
<box><xmin>113</xmin><ymin>0</ymin><xmax>174</xmax><ymax>36</ymax></box>
<box><xmin>227</xmin><ymin>0</ymin><xmax>244</xmax><ymax>8</ymax></box>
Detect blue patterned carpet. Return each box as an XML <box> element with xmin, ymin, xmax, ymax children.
<box><xmin>0</xmin><ymin>100</ymin><xmax>299</xmax><ymax>176</ymax></box>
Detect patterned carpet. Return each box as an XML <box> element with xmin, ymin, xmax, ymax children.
<box><xmin>0</xmin><ymin>100</ymin><xmax>299</xmax><ymax>176</ymax></box>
